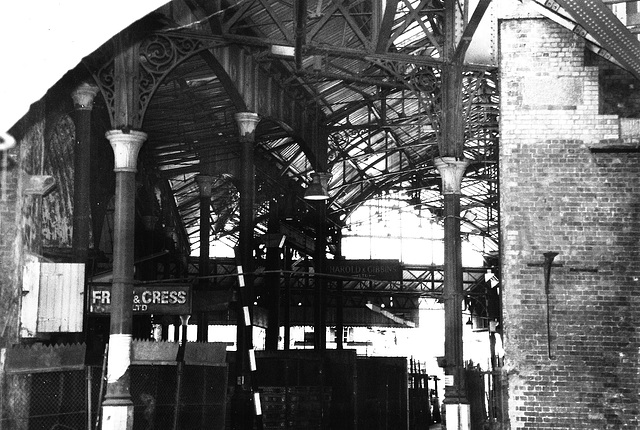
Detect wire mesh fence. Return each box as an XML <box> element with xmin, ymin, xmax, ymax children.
<box><xmin>1</xmin><ymin>367</ymin><xmax>95</xmax><ymax>430</ymax></box>
<box><xmin>0</xmin><ymin>365</ymin><xmax>227</xmax><ymax>430</ymax></box>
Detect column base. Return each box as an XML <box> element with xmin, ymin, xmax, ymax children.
<box><xmin>444</xmin><ymin>403</ymin><xmax>471</xmax><ymax>430</ymax></box>
<box><xmin>101</xmin><ymin>404</ymin><xmax>134</xmax><ymax>430</ymax></box>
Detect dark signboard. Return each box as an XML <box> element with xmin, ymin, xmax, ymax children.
<box><xmin>89</xmin><ymin>284</ymin><xmax>192</xmax><ymax>315</ymax></box>
<box><xmin>326</xmin><ymin>259</ymin><xmax>402</xmax><ymax>281</ymax></box>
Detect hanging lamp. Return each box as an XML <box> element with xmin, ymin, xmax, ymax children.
<box><xmin>304</xmin><ymin>172</ymin><xmax>330</xmax><ymax>200</ymax></box>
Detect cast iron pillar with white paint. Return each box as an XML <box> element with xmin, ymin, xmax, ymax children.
<box><xmin>435</xmin><ymin>156</ymin><xmax>471</xmax><ymax>430</ymax></box>
<box><xmin>101</xmin><ymin>130</ymin><xmax>147</xmax><ymax>430</ymax></box>
<box><xmin>233</xmin><ymin>112</ymin><xmax>260</xmax><ymax>430</ymax></box>
<box><xmin>71</xmin><ymin>82</ymin><xmax>99</xmax><ymax>263</ymax></box>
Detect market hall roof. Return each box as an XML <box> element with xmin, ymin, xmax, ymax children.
<box><xmin>5</xmin><ymin>0</ymin><xmax>640</xmax><ymax>260</ymax></box>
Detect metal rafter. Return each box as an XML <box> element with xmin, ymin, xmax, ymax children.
<box><xmin>91</xmin><ymin>0</ymin><xmax>502</xmax><ymax>282</ymax></box>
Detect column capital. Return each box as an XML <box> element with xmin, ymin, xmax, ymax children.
<box><xmin>196</xmin><ymin>174</ymin><xmax>215</xmax><ymax>197</ymax></box>
<box><xmin>434</xmin><ymin>157</ymin><xmax>470</xmax><ymax>195</ymax></box>
<box><xmin>105</xmin><ymin>130</ymin><xmax>147</xmax><ymax>173</ymax></box>
<box><xmin>234</xmin><ymin>112</ymin><xmax>260</xmax><ymax>137</ymax></box>
<box><xmin>71</xmin><ymin>82</ymin><xmax>100</xmax><ymax>111</ymax></box>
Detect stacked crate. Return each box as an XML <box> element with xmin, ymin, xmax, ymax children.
<box><xmin>262</xmin><ymin>387</ymin><xmax>287</xmax><ymax>429</ymax></box>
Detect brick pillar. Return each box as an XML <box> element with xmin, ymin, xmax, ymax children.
<box><xmin>499</xmin><ymin>11</ymin><xmax>640</xmax><ymax>429</ymax></box>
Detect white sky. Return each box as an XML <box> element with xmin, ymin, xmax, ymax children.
<box><xmin>208</xmin><ymin>195</ymin><xmax>487</xmax><ymax>268</ymax></box>
<box><xmin>341</xmin><ymin>197</ymin><xmax>485</xmax><ymax>267</ymax></box>
<box><xmin>0</xmin><ymin>1</ymin><xmax>169</xmax><ymax>135</ymax></box>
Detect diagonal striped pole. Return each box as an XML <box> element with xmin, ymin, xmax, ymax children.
<box><xmin>235</xmin><ymin>264</ymin><xmax>264</xmax><ymax>430</ymax></box>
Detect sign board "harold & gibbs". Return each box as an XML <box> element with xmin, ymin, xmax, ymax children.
<box><xmin>326</xmin><ymin>259</ymin><xmax>402</xmax><ymax>281</ymax></box>
<box><xmin>89</xmin><ymin>284</ymin><xmax>192</xmax><ymax>315</ymax></box>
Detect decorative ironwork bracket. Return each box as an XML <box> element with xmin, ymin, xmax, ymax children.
<box><xmin>83</xmin><ymin>32</ymin><xmax>225</xmax><ymax>129</ymax></box>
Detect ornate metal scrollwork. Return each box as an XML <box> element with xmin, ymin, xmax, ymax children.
<box><xmin>406</xmin><ymin>65</ymin><xmax>439</xmax><ymax>94</ymax></box>
<box><xmin>328</xmin><ymin>129</ymin><xmax>353</xmax><ymax>164</ymax></box>
<box><xmin>83</xmin><ymin>49</ymin><xmax>117</xmax><ymax>126</ymax></box>
<box><xmin>84</xmin><ymin>32</ymin><xmax>220</xmax><ymax>129</ymax></box>
<box><xmin>137</xmin><ymin>34</ymin><xmax>206</xmax><ymax>124</ymax></box>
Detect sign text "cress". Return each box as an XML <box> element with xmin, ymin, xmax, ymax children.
<box><xmin>89</xmin><ymin>284</ymin><xmax>192</xmax><ymax>315</ymax></box>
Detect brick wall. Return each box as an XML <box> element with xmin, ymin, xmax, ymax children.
<box><xmin>499</xmin><ymin>16</ymin><xmax>640</xmax><ymax>429</ymax></box>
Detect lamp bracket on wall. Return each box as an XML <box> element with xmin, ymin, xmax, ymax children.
<box><xmin>527</xmin><ymin>252</ymin><xmax>561</xmax><ymax>360</ymax></box>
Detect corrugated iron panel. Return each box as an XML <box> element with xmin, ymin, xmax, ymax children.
<box><xmin>37</xmin><ymin>263</ymin><xmax>85</xmax><ymax>333</ymax></box>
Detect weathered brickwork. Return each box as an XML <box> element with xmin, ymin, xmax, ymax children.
<box><xmin>499</xmin><ymin>16</ymin><xmax>640</xmax><ymax>429</ymax></box>
<box><xmin>0</xmin><ymin>149</ymin><xmax>21</xmax><ymax>348</ymax></box>
<box><xmin>0</xmin><ymin>102</ymin><xmax>47</xmax><ymax>349</ymax></box>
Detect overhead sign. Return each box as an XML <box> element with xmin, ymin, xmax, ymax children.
<box><xmin>89</xmin><ymin>284</ymin><xmax>192</xmax><ymax>315</ymax></box>
<box><xmin>326</xmin><ymin>259</ymin><xmax>402</xmax><ymax>281</ymax></box>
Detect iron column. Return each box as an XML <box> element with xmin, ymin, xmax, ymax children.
<box><xmin>101</xmin><ymin>130</ymin><xmax>146</xmax><ymax>430</ymax></box>
<box><xmin>235</xmin><ymin>111</ymin><xmax>260</xmax><ymax>371</ymax></box>
<box><xmin>233</xmin><ymin>112</ymin><xmax>260</xmax><ymax>430</ymax></box>
<box><xmin>196</xmin><ymin>174</ymin><xmax>215</xmax><ymax>342</ymax></box>
<box><xmin>435</xmin><ymin>156</ymin><xmax>470</xmax><ymax>430</ymax></box>
<box><xmin>71</xmin><ymin>82</ymin><xmax>99</xmax><ymax>263</ymax></box>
